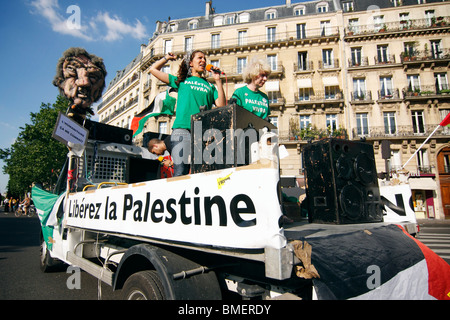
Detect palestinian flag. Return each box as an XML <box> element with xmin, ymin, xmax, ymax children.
<box><xmin>131</xmin><ymin>89</ymin><xmax>176</xmax><ymax>137</ymax></box>
<box><xmin>440</xmin><ymin>112</ymin><xmax>450</xmax><ymax>127</ymax></box>
<box><xmin>31</xmin><ymin>186</ymin><xmax>65</xmax><ymax>250</ymax></box>
<box><xmin>293</xmin><ymin>224</ymin><xmax>450</xmax><ymax>300</ymax></box>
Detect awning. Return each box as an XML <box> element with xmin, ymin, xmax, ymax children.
<box><xmin>297</xmin><ymin>78</ymin><xmax>312</xmax><ymax>88</ymax></box>
<box><xmin>265</xmin><ymin>80</ymin><xmax>279</xmax><ymax>92</ymax></box>
<box><xmin>409</xmin><ymin>178</ymin><xmax>437</xmax><ymax>190</ymax></box>
<box><xmin>322</xmin><ymin>76</ymin><xmax>339</xmax><ymax>86</ymax></box>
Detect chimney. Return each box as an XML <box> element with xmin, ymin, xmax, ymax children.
<box><xmin>286</xmin><ymin>0</ymin><xmax>291</xmax><ymax>7</ymax></box>
<box><xmin>205</xmin><ymin>1</ymin><xmax>213</xmax><ymax>20</ymax></box>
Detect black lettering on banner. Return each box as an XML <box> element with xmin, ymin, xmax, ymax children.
<box><xmin>230</xmin><ymin>194</ymin><xmax>256</xmax><ymax>227</ymax></box>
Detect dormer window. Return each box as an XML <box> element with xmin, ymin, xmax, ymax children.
<box><xmin>294</xmin><ymin>5</ymin><xmax>306</xmax><ymax>16</ymax></box>
<box><xmin>168</xmin><ymin>23</ymin><xmax>178</xmax><ymax>32</ymax></box>
<box><xmin>265</xmin><ymin>9</ymin><xmax>277</xmax><ymax>20</ymax></box>
<box><xmin>188</xmin><ymin>19</ymin><xmax>199</xmax><ymax>30</ymax></box>
<box><xmin>225</xmin><ymin>14</ymin><xmax>236</xmax><ymax>25</ymax></box>
<box><xmin>238</xmin><ymin>12</ymin><xmax>250</xmax><ymax>23</ymax></box>
<box><xmin>317</xmin><ymin>2</ymin><xmax>329</xmax><ymax>13</ymax></box>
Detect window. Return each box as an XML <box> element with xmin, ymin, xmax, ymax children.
<box><xmin>390</xmin><ymin>150</ymin><xmax>402</xmax><ymax>171</ymax></box>
<box><xmin>377</xmin><ymin>45</ymin><xmax>389</xmax><ymax>63</ymax></box>
<box><xmin>417</xmin><ymin>149</ymin><xmax>430</xmax><ymax>173</ymax></box>
<box><xmin>435</xmin><ymin>73</ymin><xmax>449</xmax><ymax>92</ymax></box>
<box><xmin>425</xmin><ymin>10</ymin><xmax>435</xmax><ymax>26</ymax></box>
<box><xmin>356</xmin><ymin>113</ymin><xmax>369</xmax><ymax>136</ymax></box>
<box><xmin>404</xmin><ymin>42</ymin><xmax>416</xmax><ymax>58</ymax></box>
<box><xmin>431</xmin><ymin>40</ymin><xmax>442</xmax><ymax>59</ymax></box>
<box><xmin>380</xmin><ymin>76</ymin><xmax>394</xmax><ymax>98</ymax></box>
<box><xmin>267</xmin><ymin>27</ymin><xmax>276</xmax><ymax>43</ymax></box>
<box><xmin>317</xmin><ymin>3</ymin><xmax>328</xmax><ymax>13</ymax></box>
<box><xmin>268</xmin><ymin>116</ymin><xmax>278</xmax><ymax>128</ymax></box>
<box><xmin>265</xmin><ymin>9</ymin><xmax>277</xmax><ymax>20</ymax></box>
<box><xmin>164</xmin><ymin>39</ymin><xmax>172</xmax><ymax>54</ymax></box>
<box><xmin>298</xmin><ymin>88</ymin><xmax>311</xmax><ymax>101</ymax></box>
<box><xmin>348</xmin><ymin>19</ymin><xmax>359</xmax><ymax>34</ymax></box>
<box><xmin>322</xmin><ymin>49</ymin><xmax>334</xmax><ymax>68</ymax></box>
<box><xmin>320</xmin><ymin>21</ymin><xmax>331</xmax><ymax>36</ymax></box>
<box><xmin>300</xmin><ymin>115</ymin><xmax>311</xmax><ymax>129</ymax></box>
<box><xmin>184</xmin><ymin>37</ymin><xmax>193</xmax><ymax>52</ymax></box>
<box><xmin>168</xmin><ymin>23</ymin><xmax>178</xmax><ymax>32</ymax></box>
<box><xmin>211</xmin><ymin>33</ymin><xmax>220</xmax><ymax>49</ymax></box>
<box><xmin>294</xmin><ymin>5</ymin><xmax>306</xmax><ymax>16</ymax></box>
<box><xmin>353</xmin><ymin>78</ymin><xmax>366</xmax><ymax>99</ymax></box>
<box><xmin>159</xmin><ymin>122</ymin><xmax>168</xmax><ymax>134</ymax></box>
<box><xmin>392</xmin><ymin>0</ymin><xmax>402</xmax><ymax>7</ymax></box>
<box><xmin>267</xmin><ymin>54</ymin><xmax>277</xmax><ymax>71</ymax></box>
<box><xmin>440</xmin><ymin>109</ymin><xmax>450</xmax><ymax>134</ymax></box>
<box><xmin>188</xmin><ymin>20</ymin><xmax>198</xmax><ymax>30</ymax></box>
<box><xmin>384</xmin><ymin>112</ymin><xmax>396</xmax><ymax>134</ymax></box>
<box><xmin>342</xmin><ymin>1</ymin><xmax>354</xmax><ymax>12</ymax></box>
<box><xmin>213</xmin><ymin>16</ymin><xmax>224</xmax><ymax>27</ymax></box>
<box><xmin>238</xmin><ymin>12</ymin><xmax>250</xmax><ymax>23</ymax></box>
<box><xmin>399</xmin><ymin>13</ymin><xmax>410</xmax><ymax>28</ymax></box>
<box><xmin>326</xmin><ymin>114</ymin><xmax>338</xmax><ymax>132</ymax></box>
<box><xmin>325</xmin><ymin>86</ymin><xmax>339</xmax><ymax>100</ymax></box>
<box><xmin>237</xmin><ymin>57</ymin><xmax>247</xmax><ymax>74</ymax></box>
<box><xmin>238</xmin><ymin>30</ymin><xmax>248</xmax><ymax>46</ymax></box>
<box><xmin>225</xmin><ymin>15</ymin><xmax>235</xmax><ymax>25</ymax></box>
<box><xmin>351</xmin><ymin>47</ymin><xmax>362</xmax><ymax>66</ymax></box>
<box><xmin>407</xmin><ymin>74</ymin><xmax>420</xmax><ymax>92</ymax></box>
<box><xmin>298</xmin><ymin>52</ymin><xmax>309</xmax><ymax>71</ymax></box>
<box><xmin>296</xmin><ymin>23</ymin><xmax>306</xmax><ymax>39</ymax></box>
<box><xmin>412</xmin><ymin>110</ymin><xmax>425</xmax><ymax>134</ymax></box>
<box><xmin>374</xmin><ymin>15</ymin><xmax>384</xmax><ymax>32</ymax></box>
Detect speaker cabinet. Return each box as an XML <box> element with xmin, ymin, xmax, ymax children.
<box><xmin>302</xmin><ymin>139</ymin><xmax>383</xmax><ymax>224</ymax></box>
<box><xmin>85</xmin><ymin>120</ymin><xmax>133</xmax><ymax>145</ymax></box>
<box><xmin>190</xmin><ymin>104</ymin><xmax>276</xmax><ymax>173</ymax></box>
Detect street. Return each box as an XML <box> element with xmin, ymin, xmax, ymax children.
<box><xmin>0</xmin><ymin>211</ymin><xmax>449</xmax><ymax>300</ymax></box>
<box><xmin>417</xmin><ymin>219</ymin><xmax>450</xmax><ymax>265</ymax></box>
<box><xmin>0</xmin><ymin>213</ymin><xmax>121</xmax><ymax>300</ymax></box>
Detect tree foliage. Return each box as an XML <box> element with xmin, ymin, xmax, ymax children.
<box><xmin>0</xmin><ymin>96</ymin><xmax>70</xmax><ymax>197</ymax></box>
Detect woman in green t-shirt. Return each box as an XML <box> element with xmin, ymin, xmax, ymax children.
<box><xmin>231</xmin><ymin>58</ymin><xmax>272</xmax><ymax>120</ymax></box>
<box><xmin>149</xmin><ymin>50</ymin><xmax>226</xmax><ymax>176</ymax></box>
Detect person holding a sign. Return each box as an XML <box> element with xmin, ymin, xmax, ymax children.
<box><xmin>149</xmin><ymin>50</ymin><xmax>226</xmax><ymax>176</ymax></box>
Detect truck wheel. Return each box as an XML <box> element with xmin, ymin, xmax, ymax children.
<box><xmin>122</xmin><ymin>270</ymin><xmax>165</xmax><ymax>300</ymax></box>
<box><xmin>40</xmin><ymin>236</ymin><xmax>62</xmax><ymax>272</ymax></box>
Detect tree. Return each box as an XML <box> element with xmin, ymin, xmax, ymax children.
<box><xmin>0</xmin><ymin>96</ymin><xmax>70</xmax><ymax>197</ymax></box>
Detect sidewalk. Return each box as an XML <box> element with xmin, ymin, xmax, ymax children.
<box><xmin>417</xmin><ymin>218</ymin><xmax>450</xmax><ymax>227</ymax></box>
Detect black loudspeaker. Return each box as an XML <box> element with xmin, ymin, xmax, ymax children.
<box><xmin>85</xmin><ymin>120</ymin><xmax>133</xmax><ymax>145</ymax></box>
<box><xmin>190</xmin><ymin>104</ymin><xmax>276</xmax><ymax>173</ymax></box>
<box><xmin>302</xmin><ymin>139</ymin><xmax>383</xmax><ymax>224</ymax></box>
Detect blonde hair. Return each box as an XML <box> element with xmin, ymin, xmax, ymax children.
<box><xmin>243</xmin><ymin>58</ymin><xmax>271</xmax><ymax>84</ymax></box>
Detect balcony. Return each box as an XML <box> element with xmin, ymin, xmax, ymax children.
<box><xmin>377</xmin><ymin>88</ymin><xmax>401</xmax><ymax>101</ymax></box>
<box><xmin>348</xmin><ymin>56</ymin><xmax>369</xmax><ymax>68</ymax></box>
<box><xmin>374</xmin><ymin>54</ymin><xmax>397</xmax><ymax>65</ymax></box>
<box><xmin>352</xmin><ymin>124</ymin><xmax>450</xmax><ymax>139</ymax></box>
<box><xmin>345</xmin><ymin>16</ymin><xmax>450</xmax><ymax>41</ymax></box>
<box><xmin>403</xmin><ymin>84</ymin><xmax>450</xmax><ymax>99</ymax></box>
<box><xmin>350</xmin><ymin>90</ymin><xmax>373</xmax><ymax>103</ymax></box>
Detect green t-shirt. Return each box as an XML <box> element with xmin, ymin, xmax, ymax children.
<box><xmin>231</xmin><ymin>86</ymin><xmax>270</xmax><ymax>119</ymax></box>
<box><xmin>168</xmin><ymin>74</ymin><xmax>218</xmax><ymax>130</ymax></box>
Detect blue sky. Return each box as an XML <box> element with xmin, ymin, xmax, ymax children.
<box><xmin>0</xmin><ymin>0</ymin><xmax>294</xmax><ymax>195</ymax></box>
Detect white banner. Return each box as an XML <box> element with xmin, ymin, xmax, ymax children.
<box><xmin>64</xmin><ymin>162</ymin><xmax>286</xmax><ymax>249</ymax></box>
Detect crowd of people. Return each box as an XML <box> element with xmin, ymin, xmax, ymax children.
<box><xmin>1</xmin><ymin>194</ymin><xmax>32</xmax><ymax>214</ymax></box>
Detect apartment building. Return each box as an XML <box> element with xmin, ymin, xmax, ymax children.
<box><xmin>97</xmin><ymin>0</ymin><xmax>450</xmax><ymax>219</ymax></box>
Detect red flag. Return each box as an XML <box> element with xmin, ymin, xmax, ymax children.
<box><xmin>440</xmin><ymin>112</ymin><xmax>450</xmax><ymax>127</ymax></box>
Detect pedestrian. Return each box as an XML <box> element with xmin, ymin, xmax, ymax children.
<box><xmin>149</xmin><ymin>50</ymin><xmax>226</xmax><ymax>176</ymax></box>
<box><xmin>147</xmin><ymin>137</ymin><xmax>174</xmax><ymax>178</ymax></box>
<box><xmin>231</xmin><ymin>58</ymin><xmax>271</xmax><ymax>120</ymax></box>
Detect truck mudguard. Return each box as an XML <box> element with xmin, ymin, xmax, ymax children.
<box><xmin>114</xmin><ymin>243</ymin><xmax>222</xmax><ymax>300</ymax></box>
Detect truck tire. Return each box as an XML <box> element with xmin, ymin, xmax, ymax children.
<box><xmin>122</xmin><ymin>270</ymin><xmax>166</xmax><ymax>300</ymax></box>
<box><xmin>39</xmin><ymin>233</ymin><xmax>62</xmax><ymax>272</ymax></box>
